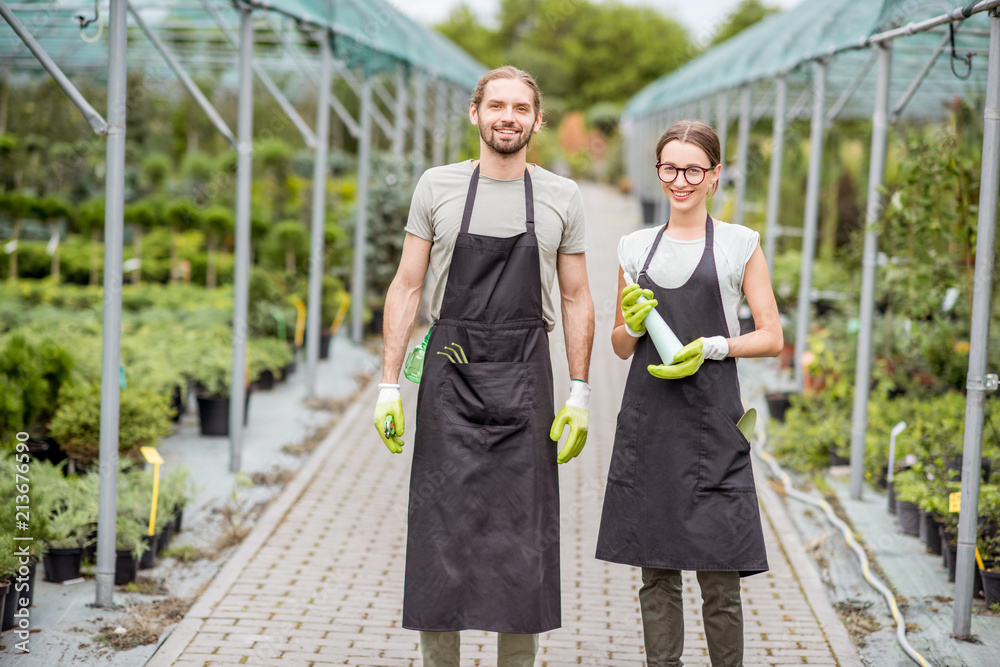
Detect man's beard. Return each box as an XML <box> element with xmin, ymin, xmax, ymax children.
<box><xmin>479</xmin><ymin>120</ymin><xmax>532</xmax><ymax>156</ymax></box>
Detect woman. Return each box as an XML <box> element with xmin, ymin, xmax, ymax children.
<box><xmin>595</xmin><ymin>120</ymin><xmax>783</xmax><ymax>667</ymax></box>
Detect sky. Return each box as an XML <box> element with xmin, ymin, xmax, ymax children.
<box><xmin>396</xmin><ymin>0</ymin><xmax>803</xmax><ymax>39</ymax></box>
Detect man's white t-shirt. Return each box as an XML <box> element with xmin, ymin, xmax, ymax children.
<box><xmin>617</xmin><ymin>221</ymin><xmax>759</xmax><ymax>338</ymax></box>
<box><xmin>405</xmin><ymin>160</ymin><xmax>587</xmax><ymax>331</ymax></box>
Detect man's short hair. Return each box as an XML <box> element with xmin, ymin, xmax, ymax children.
<box><xmin>470</xmin><ymin>66</ymin><xmax>542</xmax><ymax>124</ymax></box>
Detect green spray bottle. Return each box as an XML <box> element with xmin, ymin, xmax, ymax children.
<box><xmin>403</xmin><ymin>326</ymin><xmax>433</xmax><ymax>383</ymax></box>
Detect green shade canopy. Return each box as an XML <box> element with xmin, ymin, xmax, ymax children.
<box><xmin>624</xmin><ymin>0</ymin><xmax>992</xmax><ymax>122</ymax></box>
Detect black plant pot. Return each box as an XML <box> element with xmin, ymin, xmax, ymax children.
<box><xmin>918</xmin><ymin>507</ymin><xmax>928</xmax><ymax>543</ymax></box>
<box><xmin>946</xmin><ymin>539</ymin><xmax>959</xmax><ymax>582</ymax></box>
<box><xmin>2</xmin><ymin>560</ymin><xmax>35</xmax><ymax>631</ymax></box>
<box><xmin>173</xmin><ymin>507</ymin><xmax>185</xmax><ymax>534</ymax></box>
<box><xmin>0</xmin><ymin>583</ymin><xmax>8</xmax><ymax>629</ymax></box>
<box><xmin>115</xmin><ymin>549</ymin><xmax>137</xmax><ymax>586</ymax></box>
<box><xmin>139</xmin><ymin>534</ymin><xmax>158</xmax><ymax>570</ymax></box>
<box><xmin>156</xmin><ymin>522</ymin><xmax>173</xmax><ymax>555</ymax></box>
<box><xmin>923</xmin><ymin>514</ymin><xmax>942</xmax><ymax>555</ymax></box>
<box><xmin>319</xmin><ymin>330</ymin><xmax>333</xmax><ymax>359</ymax></box>
<box><xmin>887</xmin><ymin>481</ymin><xmax>897</xmax><ymax>514</ymax></box>
<box><xmin>980</xmin><ymin>568</ymin><xmax>1000</xmax><ymax>606</ymax></box>
<box><xmin>765</xmin><ymin>392</ymin><xmax>793</xmax><ymax>423</ymax></box>
<box><xmin>197</xmin><ymin>390</ymin><xmax>252</xmax><ymax>436</ymax></box>
<box><xmin>829</xmin><ymin>446</ymin><xmax>850</xmax><ymax>467</ymax></box>
<box><xmin>170</xmin><ymin>384</ymin><xmax>185</xmax><ymax>422</ymax></box>
<box><xmin>43</xmin><ymin>547</ymin><xmax>83</xmax><ymax>582</ymax></box>
<box><xmin>255</xmin><ymin>369</ymin><xmax>275</xmax><ymax>391</ymax></box>
<box><xmin>897</xmin><ymin>500</ymin><xmax>921</xmax><ymax>536</ymax></box>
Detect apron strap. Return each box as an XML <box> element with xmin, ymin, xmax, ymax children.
<box><xmin>639</xmin><ymin>211</ymin><xmax>714</xmax><ymax>278</ymax></box>
<box><xmin>460</xmin><ymin>165</ymin><xmax>534</xmax><ymax>235</ymax></box>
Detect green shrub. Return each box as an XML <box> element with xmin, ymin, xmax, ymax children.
<box><xmin>48</xmin><ymin>382</ymin><xmax>172</xmax><ymax>466</ymax></box>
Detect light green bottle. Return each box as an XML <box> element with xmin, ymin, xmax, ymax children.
<box><xmin>403</xmin><ymin>327</ymin><xmax>433</xmax><ymax>383</ymax></box>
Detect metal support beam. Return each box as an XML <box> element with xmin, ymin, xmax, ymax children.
<box><xmin>201</xmin><ymin>0</ymin><xmax>316</xmax><ymax>148</ymax></box>
<box><xmin>127</xmin><ymin>1</ymin><xmax>236</xmax><ymax>146</ymax></box>
<box><xmin>432</xmin><ymin>80</ymin><xmax>445</xmax><ymax>167</ymax></box>
<box><xmin>448</xmin><ymin>85</ymin><xmax>462</xmax><ymax>163</ymax></box>
<box><xmin>733</xmin><ymin>84</ymin><xmax>751</xmax><ymax>226</ymax></box>
<box><xmin>340</xmin><ymin>66</ymin><xmax>393</xmax><ymax>138</ymax></box>
<box><xmin>392</xmin><ymin>66</ymin><xmax>408</xmax><ymax>159</ymax></box>
<box><xmin>716</xmin><ymin>91</ymin><xmax>729</xmax><ymax>185</ymax></box>
<box><xmin>329</xmin><ymin>68</ymin><xmax>361</xmax><ymax>139</ymax></box>
<box><xmin>261</xmin><ymin>13</ymin><xmax>359</xmax><ymax>138</ymax></box>
<box><xmin>0</xmin><ymin>0</ymin><xmax>107</xmax><ymax>134</ymax></box>
<box><xmin>890</xmin><ymin>30</ymin><xmax>950</xmax><ymax>123</ymax></box>
<box><xmin>351</xmin><ymin>79</ymin><xmax>373</xmax><ymax>344</ymax></box>
<box><xmin>955</xmin><ymin>8</ymin><xmax>1000</xmax><ymax>639</ymax></box>
<box><xmin>94</xmin><ymin>0</ymin><xmax>127</xmax><ymax>609</ymax></box>
<box><xmin>849</xmin><ymin>45</ymin><xmax>892</xmax><ymax>501</ymax></box>
<box><xmin>794</xmin><ymin>60</ymin><xmax>826</xmax><ymax>390</ymax></box>
<box><xmin>228</xmin><ymin>6</ymin><xmax>254</xmax><ymax>472</ymax></box>
<box><xmin>305</xmin><ymin>31</ymin><xmax>332</xmax><ymax>399</ymax></box>
<box><xmin>764</xmin><ymin>76</ymin><xmax>787</xmax><ymax>274</ymax></box>
<box><xmin>412</xmin><ymin>70</ymin><xmax>427</xmax><ymax>181</ymax></box>
<box><xmin>826</xmin><ymin>49</ymin><xmax>876</xmax><ymax>126</ymax></box>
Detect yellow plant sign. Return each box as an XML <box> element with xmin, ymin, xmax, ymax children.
<box><xmin>949</xmin><ymin>491</ymin><xmax>961</xmax><ymax>513</ymax></box>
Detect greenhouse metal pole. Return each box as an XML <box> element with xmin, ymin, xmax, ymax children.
<box><xmin>432</xmin><ymin>80</ymin><xmax>445</xmax><ymax>167</ymax></box>
<box><xmin>228</xmin><ymin>6</ymin><xmax>254</xmax><ymax>473</ymax></box>
<box><xmin>305</xmin><ymin>31</ymin><xmax>332</xmax><ymax>399</ymax></box>
<box><xmin>392</xmin><ymin>66</ymin><xmax>407</xmax><ymax>159</ymax></box>
<box><xmin>716</xmin><ymin>91</ymin><xmax>729</xmax><ymax>181</ymax></box>
<box><xmin>411</xmin><ymin>70</ymin><xmax>426</xmax><ymax>182</ymax></box>
<box><xmin>94</xmin><ymin>0</ymin><xmax>127</xmax><ymax>610</ymax></box>
<box><xmin>848</xmin><ymin>44</ymin><xmax>892</xmax><ymax>501</ymax></box>
<box><xmin>955</xmin><ymin>8</ymin><xmax>1000</xmax><ymax>638</ymax></box>
<box><xmin>448</xmin><ymin>85</ymin><xmax>462</xmax><ymax>163</ymax></box>
<box><xmin>794</xmin><ymin>60</ymin><xmax>826</xmax><ymax>390</ymax></box>
<box><xmin>763</xmin><ymin>75</ymin><xmax>786</xmax><ymax>274</ymax></box>
<box><xmin>734</xmin><ymin>84</ymin><xmax>751</xmax><ymax>226</ymax></box>
<box><xmin>351</xmin><ymin>79</ymin><xmax>373</xmax><ymax>344</ymax></box>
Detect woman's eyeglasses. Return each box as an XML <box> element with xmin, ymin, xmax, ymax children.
<box><xmin>655</xmin><ymin>163</ymin><xmax>712</xmax><ymax>185</ymax></box>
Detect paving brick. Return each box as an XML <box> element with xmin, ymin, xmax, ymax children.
<box><xmin>155</xmin><ymin>186</ymin><xmax>857</xmax><ymax>666</ymax></box>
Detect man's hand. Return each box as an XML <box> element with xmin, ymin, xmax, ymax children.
<box><xmin>621</xmin><ymin>283</ymin><xmax>658</xmax><ymax>336</ymax></box>
<box><xmin>374</xmin><ymin>384</ymin><xmax>405</xmax><ymax>453</ymax></box>
<box><xmin>550</xmin><ymin>380</ymin><xmax>590</xmax><ymax>464</ymax></box>
<box><xmin>648</xmin><ymin>338</ymin><xmax>706</xmax><ymax>379</ymax></box>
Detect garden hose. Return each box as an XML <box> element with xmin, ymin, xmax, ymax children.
<box><xmin>754</xmin><ymin>423</ymin><xmax>930</xmax><ymax>667</ymax></box>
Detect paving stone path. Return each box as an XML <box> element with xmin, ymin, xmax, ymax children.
<box><xmin>148</xmin><ymin>183</ymin><xmax>860</xmax><ymax>666</ymax></box>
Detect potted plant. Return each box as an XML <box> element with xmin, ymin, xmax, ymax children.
<box><xmin>892</xmin><ymin>467</ymin><xmax>927</xmax><ymax>537</ymax></box>
<box><xmin>978</xmin><ymin>490</ymin><xmax>1000</xmax><ymax>605</ymax></box>
<box><xmin>48</xmin><ymin>382</ymin><xmax>172</xmax><ymax>469</ymax></box>
<box><xmin>248</xmin><ymin>337</ymin><xmax>293</xmax><ymax>391</ymax></box>
<box><xmin>187</xmin><ymin>337</ymin><xmax>251</xmax><ymax>436</ymax></box>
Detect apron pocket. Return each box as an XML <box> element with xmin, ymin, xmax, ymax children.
<box><xmin>441</xmin><ymin>362</ymin><xmax>530</xmax><ymax>452</ymax></box>
<box><xmin>698</xmin><ymin>406</ymin><xmax>754</xmax><ymax>492</ymax></box>
<box><xmin>608</xmin><ymin>400</ymin><xmax>641</xmax><ymax>488</ymax></box>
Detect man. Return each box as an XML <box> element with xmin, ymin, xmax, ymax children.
<box><xmin>373</xmin><ymin>65</ymin><xmax>595</xmax><ymax>666</ymax></box>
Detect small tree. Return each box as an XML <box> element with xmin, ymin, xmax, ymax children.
<box><xmin>74</xmin><ymin>196</ymin><xmax>105</xmax><ymax>286</ymax></box>
<box><xmin>201</xmin><ymin>204</ymin><xmax>234</xmax><ymax>288</ymax></box>
<box><xmin>0</xmin><ymin>191</ymin><xmax>34</xmax><ymax>281</ymax></box>
<box><xmin>34</xmin><ymin>195</ymin><xmax>73</xmax><ymax>282</ymax></box>
<box><xmin>269</xmin><ymin>219</ymin><xmax>308</xmax><ymax>274</ymax></box>
<box><xmin>123</xmin><ymin>199</ymin><xmax>158</xmax><ymax>284</ymax></box>
<box><xmin>164</xmin><ymin>198</ymin><xmax>202</xmax><ymax>284</ymax></box>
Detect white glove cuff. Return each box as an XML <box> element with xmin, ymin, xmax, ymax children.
<box><xmin>377</xmin><ymin>383</ymin><xmax>401</xmax><ymax>403</ymax></box>
<box><xmin>625</xmin><ymin>323</ymin><xmax>646</xmax><ymax>338</ymax></box>
<box><xmin>703</xmin><ymin>336</ymin><xmax>729</xmax><ymax>361</ymax></box>
<box><xmin>566</xmin><ymin>380</ymin><xmax>591</xmax><ymax>411</ymax></box>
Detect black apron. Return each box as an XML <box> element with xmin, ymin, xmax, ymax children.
<box><xmin>403</xmin><ymin>165</ymin><xmax>560</xmax><ymax>633</ymax></box>
<box><xmin>595</xmin><ymin>214</ymin><xmax>768</xmax><ymax>577</ymax></box>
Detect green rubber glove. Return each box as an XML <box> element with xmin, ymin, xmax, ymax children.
<box><xmin>374</xmin><ymin>383</ymin><xmax>405</xmax><ymax>453</ymax></box>
<box><xmin>551</xmin><ymin>380</ymin><xmax>590</xmax><ymax>464</ymax></box>
<box><xmin>621</xmin><ymin>283</ymin><xmax>658</xmax><ymax>334</ymax></box>
<box><xmin>648</xmin><ymin>338</ymin><xmax>706</xmax><ymax>380</ymax></box>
